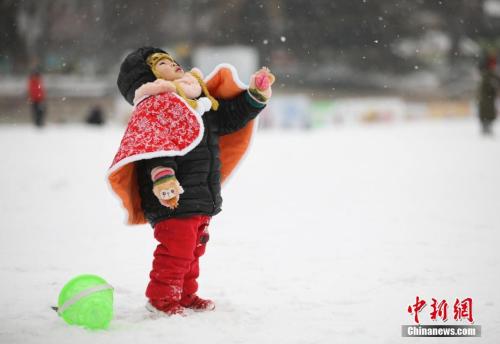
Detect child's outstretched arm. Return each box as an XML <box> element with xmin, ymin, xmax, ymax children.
<box><xmin>215</xmin><ymin>67</ymin><xmax>275</xmax><ymax>136</ymax></box>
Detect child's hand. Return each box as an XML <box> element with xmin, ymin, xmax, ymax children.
<box><xmin>249</xmin><ymin>67</ymin><xmax>275</xmax><ymax>100</ymax></box>
<box><xmin>151</xmin><ymin>167</ymin><xmax>184</xmax><ymax>209</ymax></box>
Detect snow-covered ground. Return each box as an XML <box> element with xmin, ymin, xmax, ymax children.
<box><xmin>1</xmin><ymin>118</ymin><xmax>499</xmax><ymax>344</ymax></box>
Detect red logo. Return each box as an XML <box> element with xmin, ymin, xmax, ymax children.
<box><xmin>407</xmin><ymin>296</ymin><xmax>474</xmax><ymax>324</ymax></box>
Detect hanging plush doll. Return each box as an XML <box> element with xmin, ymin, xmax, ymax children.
<box><xmin>108</xmin><ymin>47</ymin><xmax>274</xmax><ymax>315</ymax></box>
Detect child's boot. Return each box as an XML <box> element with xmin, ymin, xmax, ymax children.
<box><xmin>146</xmin><ymin>298</ymin><xmax>186</xmax><ymax>316</ymax></box>
<box><xmin>146</xmin><ymin>279</ymin><xmax>185</xmax><ymax>316</ymax></box>
<box><xmin>180</xmin><ymin>294</ymin><xmax>215</xmax><ymax>311</ymax></box>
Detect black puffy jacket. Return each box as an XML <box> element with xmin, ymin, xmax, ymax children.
<box><xmin>136</xmin><ymin>90</ymin><xmax>265</xmax><ymax>226</ymax></box>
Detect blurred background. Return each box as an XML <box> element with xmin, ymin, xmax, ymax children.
<box><xmin>1</xmin><ymin>0</ymin><xmax>500</xmax><ymax>128</ymax></box>
<box><xmin>1</xmin><ymin>2</ymin><xmax>500</xmax><ymax>343</ymax></box>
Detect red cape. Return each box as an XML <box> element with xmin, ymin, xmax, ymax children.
<box><xmin>108</xmin><ymin>64</ymin><xmax>257</xmax><ymax>225</ymax></box>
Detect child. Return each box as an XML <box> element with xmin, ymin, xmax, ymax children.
<box><xmin>108</xmin><ymin>47</ymin><xmax>274</xmax><ymax>316</ymax></box>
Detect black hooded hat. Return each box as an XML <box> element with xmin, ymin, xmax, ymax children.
<box><xmin>117</xmin><ymin>46</ymin><xmax>167</xmax><ymax>105</ymax></box>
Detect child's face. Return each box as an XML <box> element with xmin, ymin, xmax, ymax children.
<box><xmin>155</xmin><ymin>58</ymin><xmax>184</xmax><ymax>80</ymax></box>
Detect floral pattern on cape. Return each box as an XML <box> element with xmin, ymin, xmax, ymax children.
<box><xmin>110</xmin><ymin>92</ymin><xmax>202</xmax><ymax>171</ymax></box>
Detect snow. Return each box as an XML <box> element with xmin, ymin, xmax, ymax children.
<box><xmin>1</xmin><ymin>119</ymin><xmax>499</xmax><ymax>343</ymax></box>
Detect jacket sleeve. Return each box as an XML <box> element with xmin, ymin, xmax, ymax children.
<box><xmin>138</xmin><ymin>156</ymin><xmax>178</xmax><ymax>180</ymax></box>
<box><xmin>215</xmin><ymin>90</ymin><xmax>267</xmax><ymax>136</ymax></box>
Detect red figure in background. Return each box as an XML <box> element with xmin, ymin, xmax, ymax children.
<box><xmin>28</xmin><ymin>70</ymin><xmax>46</xmax><ymax>127</ymax></box>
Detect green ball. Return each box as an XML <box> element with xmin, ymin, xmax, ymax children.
<box><xmin>57</xmin><ymin>274</ymin><xmax>114</xmax><ymax>330</ymax></box>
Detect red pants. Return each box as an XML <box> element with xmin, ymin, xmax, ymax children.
<box><xmin>146</xmin><ymin>215</ymin><xmax>210</xmax><ymax>301</ymax></box>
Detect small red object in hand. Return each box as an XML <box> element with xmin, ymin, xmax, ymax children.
<box><xmin>255</xmin><ymin>72</ymin><xmax>271</xmax><ymax>91</ymax></box>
